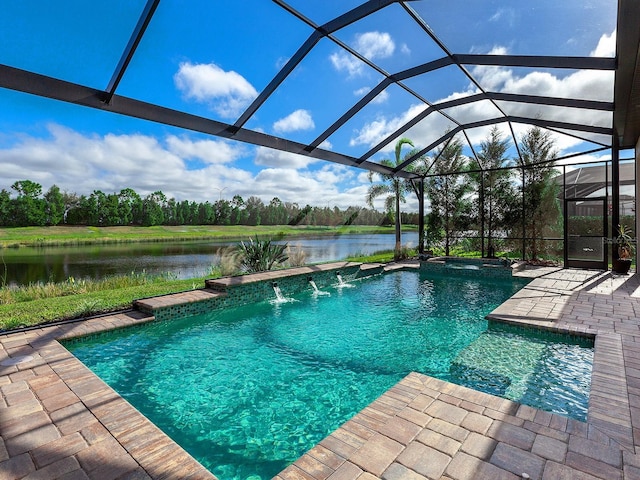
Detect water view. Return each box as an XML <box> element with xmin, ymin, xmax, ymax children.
<box><xmin>1</xmin><ymin>232</ymin><xmax>418</xmax><ymax>286</ymax></box>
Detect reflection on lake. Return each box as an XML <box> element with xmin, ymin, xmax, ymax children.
<box><xmin>1</xmin><ymin>233</ymin><xmax>419</xmax><ymax>286</ymax></box>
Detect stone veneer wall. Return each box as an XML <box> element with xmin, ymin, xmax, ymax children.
<box><xmin>152</xmin><ymin>264</ymin><xmax>365</xmax><ymax>322</ymax></box>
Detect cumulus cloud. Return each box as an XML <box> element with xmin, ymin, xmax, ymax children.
<box><xmin>590</xmin><ymin>30</ymin><xmax>616</xmax><ymax>57</ymax></box>
<box><xmin>0</xmin><ymin>124</ymin><xmax>252</xmax><ymax>202</ymax></box>
<box><xmin>174</xmin><ymin>61</ymin><xmax>258</xmax><ymax>119</ymax></box>
<box><xmin>349</xmin><ymin>103</ymin><xmax>430</xmax><ymax>147</ymax></box>
<box><xmin>349</xmin><ymin>31</ymin><xmax>616</xmax><ymax>155</ymax></box>
<box><xmin>254</xmin><ymin>146</ymin><xmax>317</xmax><ymax>169</ymax></box>
<box><xmin>273</xmin><ymin>109</ymin><xmax>315</xmax><ymax>133</ymax></box>
<box><xmin>0</xmin><ymin>124</ymin><xmax>397</xmax><ymax>210</ymax></box>
<box><xmin>240</xmin><ymin>164</ymin><xmax>362</xmax><ymax>209</ymax></box>
<box><xmin>354</xmin><ymin>86</ymin><xmax>389</xmax><ymax>104</ymax></box>
<box><xmin>330</xmin><ymin>31</ymin><xmax>395</xmax><ymax>77</ymax></box>
<box><xmin>356</xmin><ymin>31</ymin><xmax>395</xmax><ymax>59</ymax></box>
<box><xmin>166</xmin><ymin>136</ymin><xmax>244</xmax><ymax>164</ymax></box>
<box><xmin>330</xmin><ymin>51</ymin><xmax>364</xmax><ymax>78</ymax></box>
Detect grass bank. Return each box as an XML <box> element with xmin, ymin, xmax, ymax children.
<box><xmin>0</xmin><ymin>250</ymin><xmax>404</xmax><ymax>332</ymax></box>
<box><xmin>0</xmin><ymin>225</ymin><xmax>410</xmax><ymax>248</ymax></box>
<box><xmin>0</xmin><ymin>274</ymin><xmax>207</xmax><ymax>332</ymax></box>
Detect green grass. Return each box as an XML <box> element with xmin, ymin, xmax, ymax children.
<box><xmin>0</xmin><ymin>275</ymin><xmax>206</xmax><ymax>332</ymax></box>
<box><xmin>345</xmin><ymin>250</ymin><xmax>397</xmax><ymax>263</ymax></box>
<box><xmin>0</xmin><ymin>225</ymin><xmax>412</xmax><ymax>248</ymax></box>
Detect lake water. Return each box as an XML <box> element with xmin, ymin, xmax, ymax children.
<box><xmin>0</xmin><ymin>232</ymin><xmax>419</xmax><ymax>286</ymax></box>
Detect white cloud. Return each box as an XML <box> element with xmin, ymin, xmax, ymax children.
<box><xmin>330</xmin><ymin>31</ymin><xmax>395</xmax><ymax>77</ymax></box>
<box><xmin>350</xmin><ymin>32</ymin><xmax>616</xmax><ymax>155</ymax></box>
<box><xmin>355</xmin><ymin>31</ymin><xmax>395</xmax><ymax>59</ymax></box>
<box><xmin>349</xmin><ymin>104</ymin><xmax>429</xmax><ymax>147</ymax></box>
<box><xmin>242</xmin><ymin>165</ymin><xmax>362</xmax><ymax>209</ymax></box>
<box><xmin>174</xmin><ymin>61</ymin><xmax>258</xmax><ymax>119</ymax></box>
<box><xmin>166</xmin><ymin>136</ymin><xmax>244</xmax><ymax>164</ymax></box>
<box><xmin>273</xmin><ymin>109</ymin><xmax>315</xmax><ymax>133</ymax></box>
<box><xmin>489</xmin><ymin>8</ymin><xmax>517</xmax><ymax>26</ymax></box>
<box><xmin>0</xmin><ymin>124</ymin><xmax>394</xmax><ymax>211</ymax></box>
<box><xmin>330</xmin><ymin>51</ymin><xmax>364</xmax><ymax>78</ymax></box>
<box><xmin>0</xmin><ymin>124</ymin><xmax>251</xmax><ymax>202</ymax></box>
<box><xmin>254</xmin><ymin>146</ymin><xmax>316</xmax><ymax>168</ymax></box>
<box><xmin>372</xmin><ymin>90</ymin><xmax>389</xmax><ymax>104</ymax></box>
<box><xmin>353</xmin><ymin>87</ymin><xmax>389</xmax><ymax>104</ymax></box>
<box><xmin>590</xmin><ymin>30</ymin><xmax>616</xmax><ymax>57</ymax></box>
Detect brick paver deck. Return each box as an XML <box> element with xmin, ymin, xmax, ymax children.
<box><xmin>2</xmin><ymin>265</ymin><xmax>640</xmax><ymax>479</ymax></box>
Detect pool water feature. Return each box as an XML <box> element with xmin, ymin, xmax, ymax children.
<box><xmin>65</xmin><ymin>270</ymin><xmax>593</xmax><ymax>480</ymax></box>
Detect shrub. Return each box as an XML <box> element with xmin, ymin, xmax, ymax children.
<box><xmin>237</xmin><ymin>236</ymin><xmax>289</xmax><ymax>273</ymax></box>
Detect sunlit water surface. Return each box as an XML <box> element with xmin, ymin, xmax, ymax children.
<box><xmin>66</xmin><ymin>271</ymin><xmax>592</xmax><ymax>480</ymax></box>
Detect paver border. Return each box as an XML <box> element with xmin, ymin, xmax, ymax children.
<box><xmin>1</xmin><ymin>265</ymin><xmax>639</xmax><ymax>480</ymax></box>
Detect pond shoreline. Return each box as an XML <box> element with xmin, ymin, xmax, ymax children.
<box><xmin>0</xmin><ymin>224</ymin><xmax>413</xmax><ymax>248</ymax></box>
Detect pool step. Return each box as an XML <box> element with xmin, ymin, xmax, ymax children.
<box><xmin>134</xmin><ymin>288</ymin><xmax>227</xmax><ymax>315</ymax></box>
<box><xmin>452</xmin><ymin>331</ymin><xmax>546</xmax><ymax>400</ymax></box>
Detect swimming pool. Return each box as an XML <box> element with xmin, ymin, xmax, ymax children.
<box><xmin>65</xmin><ymin>270</ymin><xmax>593</xmax><ymax>479</ymax></box>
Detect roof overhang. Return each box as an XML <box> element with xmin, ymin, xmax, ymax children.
<box><xmin>614</xmin><ymin>0</ymin><xmax>640</xmax><ymax>149</ymax></box>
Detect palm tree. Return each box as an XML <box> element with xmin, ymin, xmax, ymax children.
<box><xmin>366</xmin><ymin>137</ymin><xmax>415</xmax><ymax>258</ymax></box>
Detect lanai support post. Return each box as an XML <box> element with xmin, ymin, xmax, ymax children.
<box><xmin>411</xmin><ymin>178</ymin><xmax>425</xmax><ymax>254</ymax></box>
<box><xmin>612</xmin><ymin>140</ymin><xmax>620</xmax><ymax>262</ymax></box>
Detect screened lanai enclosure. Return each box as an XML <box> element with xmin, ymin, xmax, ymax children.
<box><xmin>1</xmin><ymin>0</ymin><xmax>639</xmax><ymax>268</ymax></box>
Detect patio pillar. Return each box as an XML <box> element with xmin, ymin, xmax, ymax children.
<box><xmin>417</xmin><ymin>178</ymin><xmax>425</xmax><ymax>254</ymax></box>
<box><xmin>612</xmin><ymin>140</ymin><xmax>620</xmax><ymax>261</ymax></box>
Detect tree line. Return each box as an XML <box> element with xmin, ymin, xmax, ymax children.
<box><xmin>0</xmin><ymin>182</ymin><xmax>408</xmax><ymax>228</ymax></box>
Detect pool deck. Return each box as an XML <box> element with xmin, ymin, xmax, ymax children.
<box><xmin>2</xmin><ymin>263</ymin><xmax>640</xmax><ymax>479</ymax></box>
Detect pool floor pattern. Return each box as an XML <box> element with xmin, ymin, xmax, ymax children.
<box><xmin>2</xmin><ymin>264</ymin><xmax>640</xmax><ymax>479</ymax></box>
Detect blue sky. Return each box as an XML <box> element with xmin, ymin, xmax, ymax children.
<box><xmin>0</xmin><ymin>0</ymin><xmax>619</xmax><ymax>211</ymax></box>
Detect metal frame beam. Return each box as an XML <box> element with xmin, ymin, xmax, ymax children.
<box><xmin>234</xmin><ymin>0</ymin><xmax>399</xmax><ymax>129</ymax></box>
<box><xmin>392</xmin><ymin>116</ymin><xmax>613</xmax><ymax>173</ymax></box>
<box><xmin>614</xmin><ymin>0</ymin><xmax>640</xmax><ymax>147</ymax></box>
<box><xmin>104</xmin><ymin>0</ymin><xmax>160</xmax><ymax>104</ymax></box>
<box><xmin>0</xmin><ymin>64</ymin><xmax>416</xmax><ymax>180</ymax></box>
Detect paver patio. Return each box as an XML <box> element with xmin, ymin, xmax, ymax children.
<box><xmin>1</xmin><ymin>264</ymin><xmax>640</xmax><ymax>479</ymax></box>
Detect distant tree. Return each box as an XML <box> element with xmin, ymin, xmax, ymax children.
<box><xmin>467</xmin><ymin>127</ymin><xmax>517</xmax><ymax>255</ymax></box>
<box><xmin>230</xmin><ymin>195</ymin><xmax>246</xmax><ymax>225</ymax></box>
<box><xmin>289</xmin><ymin>204</ymin><xmax>312</xmax><ymax>226</ymax></box>
<box><xmin>245</xmin><ymin>196</ymin><xmax>264</xmax><ymax>226</ymax></box>
<box><xmin>214</xmin><ymin>199</ymin><xmax>231</xmax><ymax>225</ymax></box>
<box><xmin>103</xmin><ymin>193</ymin><xmax>121</xmax><ymax>225</ymax></box>
<box><xmin>164</xmin><ymin>198</ymin><xmax>178</xmax><ymax>225</ymax></box>
<box><xmin>118</xmin><ymin>188</ymin><xmax>142</xmax><ymax>225</ymax></box>
<box><xmin>11</xmin><ymin>180</ymin><xmax>46</xmax><ymax>226</ymax></box>
<box><xmin>518</xmin><ymin>126</ymin><xmax>560</xmax><ymax>260</ymax></box>
<box><xmin>141</xmin><ymin>191</ymin><xmax>166</xmax><ymax>226</ymax></box>
<box><xmin>267</xmin><ymin>197</ymin><xmax>287</xmax><ymax>225</ymax></box>
<box><xmin>0</xmin><ymin>189</ymin><xmax>11</xmax><ymax>226</ymax></box>
<box><xmin>366</xmin><ymin>137</ymin><xmax>416</xmax><ymax>258</ymax></box>
<box><xmin>61</xmin><ymin>191</ymin><xmax>80</xmax><ymax>224</ymax></box>
<box><xmin>44</xmin><ymin>184</ymin><xmax>65</xmax><ymax>226</ymax></box>
<box><xmin>197</xmin><ymin>201</ymin><xmax>214</xmax><ymax>225</ymax></box>
<box><xmin>425</xmin><ymin>137</ymin><xmax>472</xmax><ymax>255</ymax></box>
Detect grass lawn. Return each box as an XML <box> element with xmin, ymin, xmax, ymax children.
<box><xmin>0</xmin><ymin>224</ymin><xmax>411</xmax><ymax>248</ymax></box>
<box><xmin>0</xmin><ymin>275</ymin><xmax>206</xmax><ymax>332</ymax></box>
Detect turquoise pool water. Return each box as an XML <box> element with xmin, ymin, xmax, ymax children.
<box><xmin>66</xmin><ymin>270</ymin><xmax>593</xmax><ymax>479</ymax></box>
